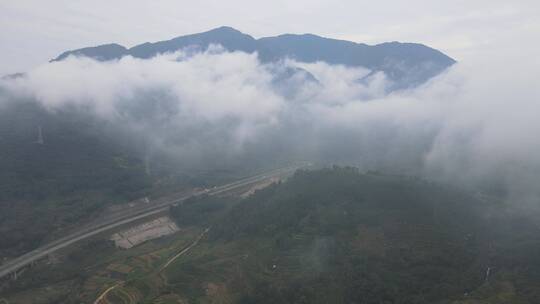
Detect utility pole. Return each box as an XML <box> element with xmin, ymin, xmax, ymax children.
<box><xmin>36</xmin><ymin>126</ymin><xmax>44</xmax><ymax>145</ymax></box>
<box><xmin>484</xmin><ymin>266</ymin><xmax>491</xmax><ymax>283</ymax></box>
<box><xmin>144</xmin><ymin>154</ymin><xmax>151</xmax><ymax>176</ymax></box>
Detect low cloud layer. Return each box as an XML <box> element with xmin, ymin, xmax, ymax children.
<box><xmin>1</xmin><ymin>48</ymin><xmax>539</xmax><ymax>204</ymax></box>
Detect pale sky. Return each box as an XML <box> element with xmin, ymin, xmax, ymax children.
<box><xmin>1</xmin><ymin>0</ymin><xmax>539</xmax><ymax>74</ymax></box>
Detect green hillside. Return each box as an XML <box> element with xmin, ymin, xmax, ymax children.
<box><xmin>3</xmin><ymin>167</ymin><xmax>540</xmax><ymax>304</ymax></box>
<box><xmin>162</xmin><ymin>167</ymin><xmax>540</xmax><ymax>304</ymax></box>
<box><xmin>0</xmin><ymin>100</ymin><xmax>152</xmax><ymax>256</ymax></box>
<box><xmin>0</xmin><ymin>99</ymin><xmax>253</xmax><ymax>258</ymax></box>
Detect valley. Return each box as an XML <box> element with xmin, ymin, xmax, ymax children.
<box><xmin>3</xmin><ymin>168</ymin><xmax>540</xmax><ymax>303</ymax></box>
<box><xmin>1</xmin><ymin>6</ymin><xmax>539</xmax><ymax>303</ymax></box>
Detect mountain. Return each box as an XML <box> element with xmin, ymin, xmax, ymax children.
<box><xmin>157</xmin><ymin>168</ymin><xmax>540</xmax><ymax>303</ymax></box>
<box><xmin>51</xmin><ymin>26</ymin><xmax>455</xmax><ymax>89</ymax></box>
<box><xmin>0</xmin><ymin>98</ymin><xmax>257</xmax><ymax>258</ymax></box>
<box><xmin>128</xmin><ymin>26</ymin><xmax>257</xmax><ymax>59</ymax></box>
<box><xmin>52</xmin><ymin>43</ymin><xmax>127</xmax><ymax>62</ymax></box>
<box><xmin>0</xmin><ymin>99</ymin><xmax>152</xmax><ymax>256</ymax></box>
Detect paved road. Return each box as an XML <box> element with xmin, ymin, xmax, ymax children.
<box><xmin>0</xmin><ymin>165</ymin><xmax>302</xmax><ymax>279</ymax></box>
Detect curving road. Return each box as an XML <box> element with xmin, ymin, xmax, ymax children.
<box><xmin>0</xmin><ymin>165</ymin><xmax>303</xmax><ymax>279</ymax></box>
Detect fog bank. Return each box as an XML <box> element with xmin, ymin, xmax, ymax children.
<box><xmin>1</xmin><ymin>47</ymin><xmax>539</xmax><ymax>203</ymax></box>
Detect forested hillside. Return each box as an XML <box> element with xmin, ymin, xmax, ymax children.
<box><xmin>3</xmin><ymin>167</ymin><xmax>540</xmax><ymax>303</ymax></box>
<box><xmin>165</xmin><ymin>168</ymin><xmax>540</xmax><ymax>303</ymax></box>
<box><xmin>0</xmin><ymin>98</ymin><xmax>254</xmax><ymax>258</ymax></box>
<box><xmin>0</xmin><ymin>99</ymin><xmax>152</xmax><ymax>256</ymax></box>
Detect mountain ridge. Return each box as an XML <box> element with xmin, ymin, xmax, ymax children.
<box><xmin>51</xmin><ymin>26</ymin><xmax>456</xmax><ymax>89</ymax></box>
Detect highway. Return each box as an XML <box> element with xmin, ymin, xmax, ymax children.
<box><xmin>0</xmin><ymin>165</ymin><xmax>303</xmax><ymax>279</ymax></box>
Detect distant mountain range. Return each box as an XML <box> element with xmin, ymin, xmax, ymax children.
<box><xmin>51</xmin><ymin>26</ymin><xmax>456</xmax><ymax>89</ymax></box>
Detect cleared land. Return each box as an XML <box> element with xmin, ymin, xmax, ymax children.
<box><xmin>110</xmin><ymin>217</ymin><xmax>180</xmax><ymax>249</ymax></box>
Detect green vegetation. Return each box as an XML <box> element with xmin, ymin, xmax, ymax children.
<box><xmin>4</xmin><ymin>167</ymin><xmax>540</xmax><ymax>303</ymax></box>
<box><xmin>0</xmin><ymin>100</ymin><xmax>152</xmax><ymax>257</ymax></box>
<box><xmin>170</xmin><ymin>195</ymin><xmax>235</xmax><ymax>227</ymax></box>
<box><xmin>2</xmin><ymin>224</ymin><xmax>203</xmax><ymax>303</ymax></box>
<box><xmin>0</xmin><ymin>99</ymin><xmax>260</xmax><ymax>258</ymax></box>
<box><xmin>164</xmin><ymin>167</ymin><xmax>540</xmax><ymax>303</ymax></box>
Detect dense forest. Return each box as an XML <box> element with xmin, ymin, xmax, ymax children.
<box><xmin>3</xmin><ymin>167</ymin><xmax>540</xmax><ymax>303</ymax></box>
<box><xmin>166</xmin><ymin>167</ymin><xmax>540</xmax><ymax>303</ymax></box>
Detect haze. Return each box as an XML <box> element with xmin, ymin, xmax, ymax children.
<box><xmin>2</xmin><ymin>2</ymin><xmax>540</xmax><ymax>303</ymax></box>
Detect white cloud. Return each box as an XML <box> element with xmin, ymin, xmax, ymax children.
<box><xmin>2</xmin><ymin>43</ymin><xmax>540</xmax><ymax>202</ymax></box>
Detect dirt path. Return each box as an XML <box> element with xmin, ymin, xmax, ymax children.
<box><xmin>92</xmin><ymin>227</ymin><xmax>209</xmax><ymax>303</ymax></box>
<box><xmin>160</xmin><ymin>227</ymin><xmax>210</xmax><ymax>271</ymax></box>
<box><xmin>93</xmin><ymin>282</ymin><xmax>123</xmax><ymax>304</ymax></box>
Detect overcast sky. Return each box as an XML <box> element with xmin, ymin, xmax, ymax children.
<box><xmin>1</xmin><ymin>0</ymin><xmax>539</xmax><ymax>74</ymax></box>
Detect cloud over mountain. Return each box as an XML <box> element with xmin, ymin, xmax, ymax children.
<box><xmin>50</xmin><ymin>27</ymin><xmax>455</xmax><ymax>90</ymax></box>
<box><xmin>1</xmin><ymin>34</ymin><xmax>539</xmax><ymax>205</ymax></box>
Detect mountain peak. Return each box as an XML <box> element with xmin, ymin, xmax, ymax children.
<box><xmin>51</xmin><ymin>43</ymin><xmax>127</xmax><ymax>62</ymax></box>
<box><xmin>207</xmin><ymin>26</ymin><xmax>243</xmax><ymax>34</ymax></box>
<box><xmin>49</xmin><ymin>27</ymin><xmax>455</xmax><ymax>89</ymax></box>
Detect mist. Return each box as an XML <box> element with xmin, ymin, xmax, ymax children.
<box><xmin>1</xmin><ymin>46</ymin><xmax>539</xmax><ymax>204</ymax></box>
